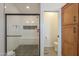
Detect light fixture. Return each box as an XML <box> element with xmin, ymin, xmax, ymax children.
<box><xmin>32</xmin><ymin>21</ymin><xmax>34</xmax><ymax>23</ymax></box>
<box><xmin>5</xmin><ymin>6</ymin><xmax>6</xmax><ymax>8</ymax></box>
<box><xmin>26</xmin><ymin>21</ymin><xmax>29</xmax><ymax>23</ymax></box>
<box><xmin>26</xmin><ymin>6</ymin><xmax>30</xmax><ymax>9</ymax></box>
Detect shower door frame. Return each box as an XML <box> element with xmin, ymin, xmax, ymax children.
<box><xmin>5</xmin><ymin>14</ymin><xmax>40</xmax><ymax>56</ymax></box>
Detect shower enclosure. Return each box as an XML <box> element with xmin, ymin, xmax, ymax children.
<box><xmin>5</xmin><ymin>14</ymin><xmax>40</xmax><ymax>56</ymax></box>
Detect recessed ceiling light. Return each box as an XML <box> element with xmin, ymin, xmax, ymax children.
<box><xmin>26</xmin><ymin>6</ymin><xmax>30</xmax><ymax>9</ymax></box>
<box><xmin>5</xmin><ymin>6</ymin><xmax>6</xmax><ymax>8</ymax></box>
<box><xmin>32</xmin><ymin>21</ymin><xmax>34</xmax><ymax>23</ymax></box>
<box><xmin>26</xmin><ymin>21</ymin><xmax>29</xmax><ymax>23</ymax></box>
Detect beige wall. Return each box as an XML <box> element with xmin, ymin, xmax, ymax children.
<box><xmin>44</xmin><ymin>12</ymin><xmax>58</xmax><ymax>47</ymax></box>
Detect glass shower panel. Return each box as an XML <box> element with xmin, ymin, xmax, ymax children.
<box><xmin>7</xmin><ymin>15</ymin><xmax>40</xmax><ymax>56</ymax></box>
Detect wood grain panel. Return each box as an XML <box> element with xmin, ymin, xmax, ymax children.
<box><xmin>62</xmin><ymin>4</ymin><xmax>78</xmax><ymax>56</ymax></box>
<box><xmin>62</xmin><ymin>25</ymin><xmax>77</xmax><ymax>56</ymax></box>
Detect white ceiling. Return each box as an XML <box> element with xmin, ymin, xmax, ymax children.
<box><xmin>5</xmin><ymin>3</ymin><xmax>66</xmax><ymax>13</ymax></box>
<box><xmin>13</xmin><ymin>3</ymin><xmax>40</xmax><ymax>13</ymax></box>
<box><xmin>41</xmin><ymin>3</ymin><xmax>66</xmax><ymax>11</ymax></box>
<box><xmin>5</xmin><ymin>3</ymin><xmax>40</xmax><ymax>14</ymax></box>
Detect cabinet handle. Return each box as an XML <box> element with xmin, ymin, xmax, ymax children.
<box><xmin>73</xmin><ymin>27</ymin><xmax>76</xmax><ymax>33</ymax></box>
<box><xmin>74</xmin><ymin>16</ymin><xmax>76</xmax><ymax>22</ymax></box>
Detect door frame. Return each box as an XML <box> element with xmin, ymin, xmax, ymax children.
<box><xmin>43</xmin><ymin>11</ymin><xmax>59</xmax><ymax>55</ymax></box>
<box><xmin>5</xmin><ymin>13</ymin><xmax>40</xmax><ymax>56</ymax></box>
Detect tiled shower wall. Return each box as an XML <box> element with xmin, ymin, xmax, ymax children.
<box><xmin>0</xmin><ymin>3</ymin><xmax>5</xmax><ymax>56</ymax></box>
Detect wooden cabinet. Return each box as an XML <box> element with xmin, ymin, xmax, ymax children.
<box><xmin>62</xmin><ymin>4</ymin><xmax>78</xmax><ymax>25</ymax></box>
<box><xmin>62</xmin><ymin>25</ymin><xmax>77</xmax><ymax>56</ymax></box>
<box><xmin>62</xmin><ymin>3</ymin><xmax>79</xmax><ymax>56</ymax></box>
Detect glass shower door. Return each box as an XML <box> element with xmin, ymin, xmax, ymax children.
<box><xmin>6</xmin><ymin>15</ymin><xmax>40</xmax><ymax>56</ymax></box>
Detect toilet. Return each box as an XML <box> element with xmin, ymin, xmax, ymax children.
<box><xmin>54</xmin><ymin>41</ymin><xmax>58</xmax><ymax>52</ymax></box>
<box><xmin>7</xmin><ymin>50</ymin><xmax>15</xmax><ymax>56</ymax></box>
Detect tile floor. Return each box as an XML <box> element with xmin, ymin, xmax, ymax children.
<box><xmin>44</xmin><ymin>47</ymin><xmax>57</xmax><ymax>56</ymax></box>
<box><xmin>14</xmin><ymin>45</ymin><xmax>39</xmax><ymax>56</ymax></box>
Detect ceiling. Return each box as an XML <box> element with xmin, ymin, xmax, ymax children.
<box><xmin>13</xmin><ymin>3</ymin><xmax>40</xmax><ymax>13</ymax></box>
<box><xmin>41</xmin><ymin>3</ymin><xmax>66</xmax><ymax>11</ymax></box>
<box><xmin>5</xmin><ymin>3</ymin><xmax>40</xmax><ymax>14</ymax></box>
<box><xmin>5</xmin><ymin>3</ymin><xmax>66</xmax><ymax>13</ymax></box>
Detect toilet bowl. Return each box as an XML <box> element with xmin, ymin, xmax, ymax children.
<box><xmin>7</xmin><ymin>50</ymin><xmax>15</xmax><ymax>56</ymax></box>
<box><xmin>54</xmin><ymin>41</ymin><xmax>58</xmax><ymax>52</ymax></box>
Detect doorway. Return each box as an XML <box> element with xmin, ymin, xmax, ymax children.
<box><xmin>5</xmin><ymin>14</ymin><xmax>40</xmax><ymax>56</ymax></box>
<box><xmin>43</xmin><ymin>12</ymin><xmax>58</xmax><ymax>56</ymax></box>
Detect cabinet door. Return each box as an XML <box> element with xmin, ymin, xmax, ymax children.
<box><xmin>62</xmin><ymin>4</ymin><xmax>78</xmax><ymax>25</ymax></box>
<box><xmin>74</xmin><ymin>4</ymin><xmax>78</xmax><ymax>24</ymax></box>
<box><xmin>62</xmin><ymin>25</ymin><xmax>77</xmax><ymax>56</ymax></box>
